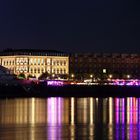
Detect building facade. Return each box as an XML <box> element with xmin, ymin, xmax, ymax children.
<box><xmin>0</xmin><ymin>49</ymin><xmax>69</xmax><ymax>79</ymax></box>
<box><xmin>70</xmin><ymin>53</ymin><xmax>140</xmax><ymax>80</ymax></box>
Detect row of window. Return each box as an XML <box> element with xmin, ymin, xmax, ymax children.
<box><xmin>2</xmin><ymin>58</ymin><xmax>67</xmax><ymax>66</ymax></box>
<box><xmin>29</xmin><ymin>68</ymin><xmax>67</xmax><ymax>74</ymax></box>
<box><xmin>3</xmin><ymin>61</ymin><xmax>14</xmax><ymax>65</ymax></box>
<box><xmin>52</xmin><ymin>60</ymin><xmax>67</xmax><ymax>66</ymax></box>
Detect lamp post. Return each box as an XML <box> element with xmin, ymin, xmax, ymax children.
<box><xmin>90</xmin><ymin>74</ymin><xmax>93</xmax><ymax>82</ymax></box>
<box><xmin>52</xmin><ymin>74</ymin><xmax>55</xmax><ymax>79</ymax></box>
<box><xmin>109</xmin><ymin>74</ymin><xmax>113</xmax><ymax>79</ymax></box>
<box><xmin>127</xmin><ymin>75</ymin><xmax>130</xmax><ymax>79</ymax></box>
<box><xmin>71</xmin><ymin>74</ymin><xmax>75</xmax><ymax>81</ymax></box>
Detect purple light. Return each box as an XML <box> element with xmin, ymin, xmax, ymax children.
<box><xmin>112</xmin><ymin>79</ymin><xmax>140</xmax><ymax>86</ymax></box>
<box><xmin>130</xmin><ymin>98</ymin><xmax>133</xmax><ymax>124</ymax></box>
<box><xmin>47</xmin><ymin>98</ymin><xmax>63</xmax><ymax>125</ymax></box>
<box><xmin>115</xmin><ymin>98</ymin><xmax>119</xmax><ymax>124</ymax></box>
<box><xmin>57</xmin><ymin>97</ymin><xmax>62</xmax><ymax>124</ymax></box>
<box><xmin>139</xmin><ymin>98</ymin><xmax>140</xmax><ymax>124</ymax></box>
<box><xmin>47</xmin><ymin>80</ymin><xmax>64</xmax><ymax>86</ymax></box>
<box><xmin>121</xmin><ymin>98</ymin><xmax>125</xmax><ymax>124</ymax></box>
<box><xmin>47</xmin><ymin>98</ymin><xmax>57</xmax><ymax>124</ymax></box>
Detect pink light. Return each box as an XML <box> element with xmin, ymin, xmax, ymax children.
<box><xmin>121</xmin><ymin>98</ymin><xmax>125</xmax><ymax>124</ymax></box>
<box><xmin>47</xmin><ymin>80</ymin><xmax>64</xmax><ymax>86</ymax></box>
<box><xmin>115</xmin><ymin>98</ymin><xmax>119</xmax><ymax>124</ymax></box>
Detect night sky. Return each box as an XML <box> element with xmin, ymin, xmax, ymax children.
<box><xmin>0</xmin><ymin>0</ymin><xmax>140</xmax><ymax>53</ymax></box>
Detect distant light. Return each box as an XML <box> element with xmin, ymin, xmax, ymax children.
<box><xmin>52</xmin><ymin>74</ymin><xmax>55</xmax><ymax>77</ymax></box>
<box><xmin>47</xmin><ymin>80</ymin><xmax>63</xmax><ymax>86</ymax></box>
<box><xmin>71</xmin><ymin>74</ymin><xmax>74</xmax><ymax>78</ymax></box>
<box><xmin>127</xmin><ymin>75</ymin><xmax>130</xmax><ymax>79</ymax></box>
<box><xmin>103</xmin><ymin>69</ymin><xmax>106</xmax><ymax>74</ymax></box>
<box><xmin>90</xmin><ymin>74</ymin><xmax>93</xmax><ymax>78</ymax></box>
<box><xmin>109</xmin><ymin>74</ymin><xmax>112</xmax><ymax>78</ymax></box>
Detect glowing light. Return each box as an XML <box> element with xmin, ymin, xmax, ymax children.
<box><xmin>103</xmin><ymin>69</ymin><xmax>107</xmax><ymax>73</ymax></box>
<box><xmin>115</xmin><ymin>98</ymin><xmax>119</xmax><ymax>124</ymax></box>
<box><xmin>71</xmin><ymin>74</ymin><xmax>74</xmax><ymax>78</ymax></box>
<box><xmin>109</xmin><ymin>74</ymin><xmax>113</xmax><ymax>79</ymax></box>
<box><xmin>31</xmin><ymin>98</ymin><xmax>35</xmax><ymax>124</ymax></box>
<box><xmin>109</xmin><ymin>97</ymin><xmax>113</xmax><ymax>124</ymax></box>
<box><xmin>90</xmin><ymin>74</ymin><xmax>93</xmax><ymax>78</ymax></box>
<box><xmin>71</xmin><ymin>98</ymin><xmax>75</xmax><ymax>125</ymax></box>
<box><xmin>47</xmin><ymin>80</ymin><xmax>63</xmax><ymax>86</ymax></box>
<box><xmin>121</xmin><ymin>98</ymin><xmax>125</xmax><ymax>124</ymax></box>
<box><xmin>47</xmin><ymin>98</ymin><xmax>57</xmax><ymax>125</ymax></box>
<box><xmin>127</xmin><ymin>75</ymin><xmax>130</xmax><ymax>79</ymax></box>
<box><xmin>90</xmin><ymin>98</ymin><xmax>93</xmax><ymax>125</ymax></box>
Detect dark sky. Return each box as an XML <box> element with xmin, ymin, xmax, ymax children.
<box><xmin>0</xmin><ymin>0</ymin><xmax>140</xmax><ymax>53</ymax></box>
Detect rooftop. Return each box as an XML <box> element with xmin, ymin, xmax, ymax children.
<box><xmin>0</xmin><ymin>49</ymin><xmax>68</xmax><ymax>56</ymax></box>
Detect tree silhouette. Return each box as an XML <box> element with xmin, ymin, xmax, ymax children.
<box><xmin>18</xmin><ymin>73</ymin><xmax>26</xmax><ymax>79</ymax></box>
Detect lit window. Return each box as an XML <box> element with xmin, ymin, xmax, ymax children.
<box><xmin>30</xmin><ymin>59</ymin><xmax>33</xmax><ymax>64</ymax></box>
<box><xmin>41</xmin><ymin>59</ymin><xmax>44</xmax><ymax>64</ymax></box>
<box><xmin>103</xmin><ymin>69</ymin><xmax>107</xmax><ymax>73</ymax></box>
<box><xmin>34</xmin><ymin>59</ymin><xmax>36</xmax><ymax>65</ymax></box>
<box><xmin>38</xmin><ymin>59</ymin><xmax>40</xmax><ymax>65</ymax></box>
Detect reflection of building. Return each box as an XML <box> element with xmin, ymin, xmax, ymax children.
<box><xmin>70</xmin><ymin>53</ymin><xmax>140</xmax><ymax>79</ymax></box>
<box><xmin>0</xmin><ymin>49</ymin><xmax>69</xmax><ymax>78</ymax></box>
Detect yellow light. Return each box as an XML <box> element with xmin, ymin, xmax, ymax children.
<box><xmin>109</xmin><ymin>74</ymin><xmax>112</xmax><ymax>78</ymax></box>
<box><xmin>71</xmin><ymin>98</ymin><xmax>75</xmax><ymax>125</ymax></box>
<box><xmin>103</xmin><ymin>69</ymin><xmax>106</xmax><ymax>73</ymax></box>
<box><xmin>109</xmin><ymin>97</ymin><xmax>113</xmax><ymax>124</ymax></box>
<box><xmin>71</xmin><ymin>74</ymin><xmax>74</xmax><ymax>78</ymax></box>
<box><xmin>90</xmin><ymin>98</ymin><xmax>93</xmax><ymax>125</ymax></box>
<box><xmin>127</xmin><ymin>75</ymin><xmax>130</xmax><ymax>79</ymax></box>
<box><xmin>90</xmin><ymin>74</ymin><xmax>93</xmax><ymax>78</ymax></box>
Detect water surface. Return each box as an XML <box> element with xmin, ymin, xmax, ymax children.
<box><xmin>0</xmin><ymin>97</ymin><xmax>140</xmax><ymax>139</ymax></box>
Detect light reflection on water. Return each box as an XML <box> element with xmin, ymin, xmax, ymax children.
<box><xmin>0</xmin><ymin>97</ymin><xmax>140</xmax><ymax>139</ymax></box>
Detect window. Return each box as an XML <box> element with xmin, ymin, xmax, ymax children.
<box><xmin>57</xmin><ymin>69</ymin><xmax>59</xmax><ymax>74</ymax></box>
<box><xmin>38</xmin><ymin>68</ymin><xmax>40</xmax><ymax>73</ymax></box>
<box><xmin>34</xmin><ymin>59</ymin><xmax>36</xmax><ymax>65</ymax></box>
<box><xmin>30</xmin><ymin>68</ymin><xmax>33</xmax><ymax>73</ymax></box>
<box><xmin>34</xmin><ymin>68</ymin><xmax>36</xmax><ymax>73</ymax></box>
<box><xmin>60</xmin><ymin>68</ymin><xmax>62</xmax><ymax>74</ymax></box>
<box><xmin>64</xmin><ymin>69</ymin><xmax>66</xmax><ymax>74</ymax></box>
<box><xmin>38</xmin><ymin>59</ymin><xmax>40</xmax><ymax>65</ymax></box>
<box><xmin>64</xmin><ymin>61</ymin><xmax>66</xmax><ymax>66</ymax></box>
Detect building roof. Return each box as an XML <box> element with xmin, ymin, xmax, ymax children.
<box><xmin>0</xmin><ymin>49</ymin><xmax>68</xmax><ymax>56</ymax></box>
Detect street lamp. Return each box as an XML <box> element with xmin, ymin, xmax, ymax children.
<box><xmin>90</xmin><ymin>74</ymin><xmax>93</xmax><ymax>82</ymax></box>
<box><xmin>71</xmin><ymin>74</ymin><xmax>75</xmax><ymax>78</ymax></box>
<box><xmin>127</xmin><ymin>75</ymin><xmax>130</xmax><ymax>79</ymax></box>
<box><xmin>52</xmin><ymin>74</ymin><xmax>55</xmax><ymax>78</ymax></box>
<box><xmin>90</xmin><ymin>74</ymin><xmax>93</xmax><ymax>78</ymax></box>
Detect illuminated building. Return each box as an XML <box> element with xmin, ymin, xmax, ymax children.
<box><xmin>0</xmin><ymin>49</ymin><xmax>69</xmax><ymax>79</ymax></box>
<box><xmin>70</xmin><ymin>53</ymin><xmax>140</xmax><ymax>79</ymax></box>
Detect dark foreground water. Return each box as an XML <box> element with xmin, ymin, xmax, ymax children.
<box><xmin>0</xmin><ymin>97</ymin><xmax>140</xmax><ymax>139</ymax></box>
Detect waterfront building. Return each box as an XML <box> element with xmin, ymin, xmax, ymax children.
<box><xmin>0</xmin><ymin>49</ymin><xmax>69</xmax><ymax>79</ymax></box>
<box><xmin>70</xmin><ymin>53</ymin><xmax>140</xmax><ymax>80</ymax></box>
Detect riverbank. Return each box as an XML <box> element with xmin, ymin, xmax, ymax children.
<box><xmin>0</xmin><ymin>84</ymin><xmax>140</xmax><ymax>98</ymax></box>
